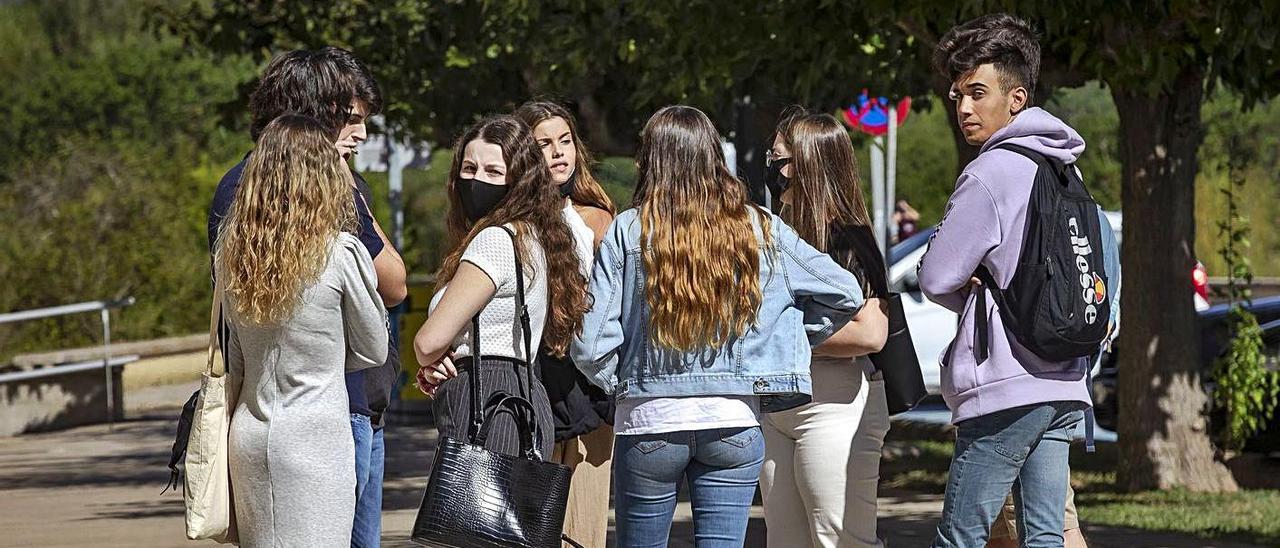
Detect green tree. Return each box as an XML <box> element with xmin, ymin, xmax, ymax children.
<box><xmin>1059</xmin><ymin>2</ymin><xmax>1279</xmax><ymax>492</ymax></box>
<box><xmin>0</xmin><ymin>0</ymin><xmax>254</xmax><ymax>358</ymax></box>
<box><xmin>176</xmin><ymin>1</ymin><xmax>936</xmax><ymax>180</ymax></box>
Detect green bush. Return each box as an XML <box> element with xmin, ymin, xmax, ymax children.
<box><xmin>0</xmin><ymin>0</ymin><xmax>253</xmax><ymax>360</ymax></box>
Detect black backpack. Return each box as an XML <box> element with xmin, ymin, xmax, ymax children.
<box><xmin>973</xmin><ymin>143</ymin><xmax>1111</xmax><ymax>363</ymax></box>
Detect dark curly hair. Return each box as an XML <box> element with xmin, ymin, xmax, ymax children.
<box><xmin>436</xmin><ymin>115</ymin><xmax>589</xmax><ymax>356</ymax></box>
<box><xmin>248</xmin><ymin>49</ymin><xmax>354</xmax><ymax>142</ymax></box>
<box><xmin>933</xmin><ymin>13</ymin><xmax>1041</xmax><ymax>103</ymax></box>
<box><xmin>319</xmin><ymin>46</ymin><xmax>382</xmax><ymax>117</ymax></box>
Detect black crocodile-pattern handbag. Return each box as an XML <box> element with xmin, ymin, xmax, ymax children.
<box><xmin>411</xmin><ymin>226</ymin><xmax>580</xmax><ymax>548</ymax></box>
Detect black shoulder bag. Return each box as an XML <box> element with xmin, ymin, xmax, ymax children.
<box><xmin>838</xmin><ymin>225</ymin><xmax>928</xmax><ymax>414</ymax></box>
<box><xmin>411</xmin><ymin>226</ymin><xmax>581</xmax><ymax>548</ymax></box>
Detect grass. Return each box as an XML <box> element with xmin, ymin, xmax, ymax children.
<box><xmin>879</xmin><ymin>437</ymin><xmax>1280</xmax><ymax>545</ymax></box>
<box><xmin>1075</xmin><ymin>488</ymin><xmax>1280</xmax><ymax>546</ymax></box>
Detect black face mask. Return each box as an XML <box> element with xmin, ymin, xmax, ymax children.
<box><xmin>764</xmin><ymin>158</ymin><xmax>792</xmax><ymax>200</ymax></box>
<box><xmin>456</xmin><ymin>177</ymin><xmax>509</xmax><ymax>222</ymax></box>
<box><xmin>558</xmin><ymin>168</ymin><xmax>578</xmax><ymax>198</ymax></box>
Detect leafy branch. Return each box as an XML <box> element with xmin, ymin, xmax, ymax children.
<box><xmin>1212</xmin><ymin>132</ymin><xmax>1280</xmax><ymax>451</ymax></box>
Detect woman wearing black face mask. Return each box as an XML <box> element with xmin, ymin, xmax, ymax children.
<box><xmin>412</xmin><ymin>115</ymin><xmax>589</xmax><ymax>461</ymax></box>
<box><xmin>760</xmin><ymin>107</ymin><xmax>891</xmax><ymax>547</ymax></box>
<box><xmin>514</xmin><ymin>101</ymin><xmax>616</xmax><ymax>548</ymax></box>
<box><xmin>764</xmin><ymin>146</ymin><xmax>793</xmax><ymax>207</ymax></box>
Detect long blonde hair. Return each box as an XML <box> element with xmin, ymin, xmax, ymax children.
<box><xmin>775</xmin><ymin>107</ymin><xmax>872</xmax><ymax>252</ymax></box>
<box><xmin>215</xmin><ymin>115</ymin><xmax>357</xmax><ymax>325</ymax></box>
<box><xmin>633</xmin><ymin>105</ymin><xmax>772</xmax><ymax>351</ymax></box>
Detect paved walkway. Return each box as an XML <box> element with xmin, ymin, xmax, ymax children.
<box><xmin>0</xmin><ymin>384</ymin><xmax>1262</xmax><ymax>547</ymax></box>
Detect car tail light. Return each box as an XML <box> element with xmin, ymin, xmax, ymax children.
<box><xmin>1192</xmin><ymin>262</ymin><xmax>1209</xmax><ymax>301</ymax></box>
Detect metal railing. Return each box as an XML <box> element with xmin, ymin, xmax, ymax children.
<box><xmin>0</xmin><ymin>297</ymin><xmax>136</xmax><ymax>430</ymax></box>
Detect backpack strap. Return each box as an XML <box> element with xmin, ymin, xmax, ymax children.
<box><xmin>973</xmin><ymin>266</ymin><xmax>1000</xmax><ymax>364</ymax></box>
<box><xmin>1084</xmin><ymin>351</ymin><xmax>1102</xmax><ymax>453</ymax></box>
<box><xmin>971</xmin><ymin>144</ymin><xmax>1057</xmax><ymax>364</ymax></box>
<box><xmin>997</xmin><ymin>143</ymin><xmax>1075</xmax><ymax>184</ymax></box>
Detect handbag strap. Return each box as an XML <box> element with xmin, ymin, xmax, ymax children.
<box><xmin>465</xmin><ymin>224</ymin><xmax>537</xmax><ymax>440</ymax></box>
<box><xmin>206</xmin><ymin>270</ymin><xmax>226</xmax><ymax>377</ymax></box>
<box><xmin>499</xmin><ymin>225</ymin><xmax>536</xmax><ymax>403</ymax></box>
<box><xmin>468</xmin><ymin>314</ymin><xmax>483</xmax><ymax>439</ymax></box>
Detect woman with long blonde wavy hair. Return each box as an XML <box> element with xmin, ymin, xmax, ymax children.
<box><xmin>215</xmin><ymin>114</ymin><xmax>388</xmax><ymax>547</ymax></box>
<box><xmin>570</xmin><ymin>105</ymin><xmax>865</xmax><ymax>547</ymax></box>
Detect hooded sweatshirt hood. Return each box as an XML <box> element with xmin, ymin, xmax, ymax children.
<box><xmin>979</xmin><ymin>107</ymin><xmax>1085</xmax><ymax>165</ymax></box>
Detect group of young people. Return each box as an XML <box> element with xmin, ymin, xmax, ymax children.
<box><xmin>206</xmin><ymin>11</ymin><xmax>1116</xmax><ymax>548</ymax></box>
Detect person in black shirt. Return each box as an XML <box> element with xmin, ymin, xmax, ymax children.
<box><xmin>206</xmin><ymin>47</ymin><xmax>406</xmax><ymax>548</ymax></box>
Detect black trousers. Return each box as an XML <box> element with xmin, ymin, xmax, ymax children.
<box><xmin>432</xmin><ymin>356</ymin><xmax>555</xmax><ymax>459</ymax></box>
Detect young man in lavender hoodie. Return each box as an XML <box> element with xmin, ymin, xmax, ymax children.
<box><xmin>921</xmin><ymin>14</ymin><xmax>1091</xmax><ymax>548</ymax></box>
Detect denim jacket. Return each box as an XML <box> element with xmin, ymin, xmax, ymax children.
<box><xmin>569</xmin><ymin>207</ymin><xmax>864</xmax><ymax>413</ymax></box>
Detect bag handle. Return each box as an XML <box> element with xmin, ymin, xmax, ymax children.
<box><xmin>464</xmin><ymin>224</ymin><xmax>537</xmax><ymax>442</ymax></box>
<box><xmin>475</xmin><ymin>392</ymin><xmax>541</xmax><ymax>459</ymax></box>
<box><xmin>206</xmin><ymin>270</ymin><xmax>227</xmax><ymax>378</ymax></box>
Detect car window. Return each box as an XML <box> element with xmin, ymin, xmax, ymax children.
<box><xmin>889</xmin><ymin>226</ymin><xmax>936</xmax><ymax>264</ymax></box>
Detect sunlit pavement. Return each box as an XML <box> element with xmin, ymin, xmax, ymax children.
<box><xmin>0</xmin><ymin>388</ymin><xmax>1251</xmax><ymax>548</ymax></box>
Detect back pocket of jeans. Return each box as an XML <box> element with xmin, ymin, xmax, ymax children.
<box><xmin>718</xmin><ymin>427</ymin><xmax>760</xmax><ymax>448</ymax></box>
<box><xmin>635</xmin><ymin>439</ymin><xmax>668</xmax><ymax>454</ymax></box>
<box><xmin>994</xmin><ymin>441</ymin><xmax>1030</xmax><ymax>463</ymax></box>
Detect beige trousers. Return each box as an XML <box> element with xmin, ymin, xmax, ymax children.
<box><xmin>761</xmin><ymin>360</ymin><xmax>890</xmax><ymax>548</ymax></box>
<box><xmin>551</xmin><ymin>425</ymin><xmax>614</xmax><ymax>548</ymax></box>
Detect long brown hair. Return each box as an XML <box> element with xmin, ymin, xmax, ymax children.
<box><xmin>512</xmin><ymin>100</ymin><xmax>616</xmax><ymax>215</ymax></box>
<box><xmin>634</xmin><ymin>105</ymin><xmax>772</xmax><ymax>351</ymax></box>
<box><xmin>436</xmin><ymin>115</ymin><xmax>589</xmax><ymax>355</ymax></box>
<box><xmin>215</xmin><ymin>115</ymin><xmax>357</xmax><ymax>325</ymax></box>
<box><xmin>774</xmin><ymin>107</ymin><xmax>872</xmax><ymax>252</ymax></box>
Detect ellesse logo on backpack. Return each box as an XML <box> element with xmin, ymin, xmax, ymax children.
<box><xmin>1067</xmin><ymin>216</ymin><xmax>1106</xmax><ymax>325</ymax></box>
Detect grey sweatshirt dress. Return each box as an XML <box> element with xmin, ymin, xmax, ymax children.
<box><xmin>224</xmin><ymin>233</ymin><xmax>389</xmax><ymax>547</ymax></box>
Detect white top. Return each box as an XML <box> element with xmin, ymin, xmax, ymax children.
<box><xmin>614</xmin><ymin>396</ymin><xmax>761</xmax><ymax>435</ymax></box>
<box><xmin>563</xmin><ymin>201</ymin><xmax>595</xmax><ymax>277</ymax></box>
<box><xmin>430</xmin><ymin>224</ymin><xmax>548</xmax><ymax>361</ymax></box>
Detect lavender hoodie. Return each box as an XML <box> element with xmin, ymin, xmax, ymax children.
<box><xmin>919</xmin><ymin>107</ymin><xmax>1092</xmax><ymax>423</ymax></box>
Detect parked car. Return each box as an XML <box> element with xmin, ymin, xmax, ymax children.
<box><xmin>1091</xmin><ymin>295</ymin><xmax>1280</xmax><ymax>451</ymax></box>
<box><xmin>887</xmin><ymin>212</ymin><xmax>1209</xmax><ymax>395</ymax></box>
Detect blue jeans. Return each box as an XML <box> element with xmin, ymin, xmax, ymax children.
<box><xmin>932</xmin><ymin>402</ymin><xmax>1084</xmax><ymax>548</ymax></box>
<box><xmin>351</xmin><ymin>414</ymin><xmax>385</xmax><ymax>548</ymax></box>
<box><xmin>614</xmin><ymin>427</ymin><xmax>765</xmax><ymax>548</ymax></box>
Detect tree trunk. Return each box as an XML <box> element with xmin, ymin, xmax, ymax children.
<box><xmin>731</xmin><ymin>92</ymin><xmax>786</xmax><ymax>207</ymax></box>
<box><xmin>1112</xmin><ymin>64</ymin><xmax>1237</xmax><ymax>492</ymax></box>
<box><xmin>574</xmin><ymin>93</ymin><xmax>624</xmax><ymax>156</ymax></box>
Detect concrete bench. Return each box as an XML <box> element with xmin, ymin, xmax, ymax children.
<box><xmin>1</xmin><ymin>334</ymin><xmax>206</xmax><ymax>437</ymax></box>
<box><xmin>0</xmin><ymin>355</ymin><xmax>139</xmax><ymax>436</ymax></box>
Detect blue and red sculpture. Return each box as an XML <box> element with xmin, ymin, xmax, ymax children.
<box><xmin>842</xmin><ymin>89</ymin><xmax>911</xmax><ymax>136</ymax></box>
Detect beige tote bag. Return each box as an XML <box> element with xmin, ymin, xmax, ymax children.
<box><xmin>183</xmin><ymin>275</ymin><xmax>240</xmax><ymax>543</ymax></box>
